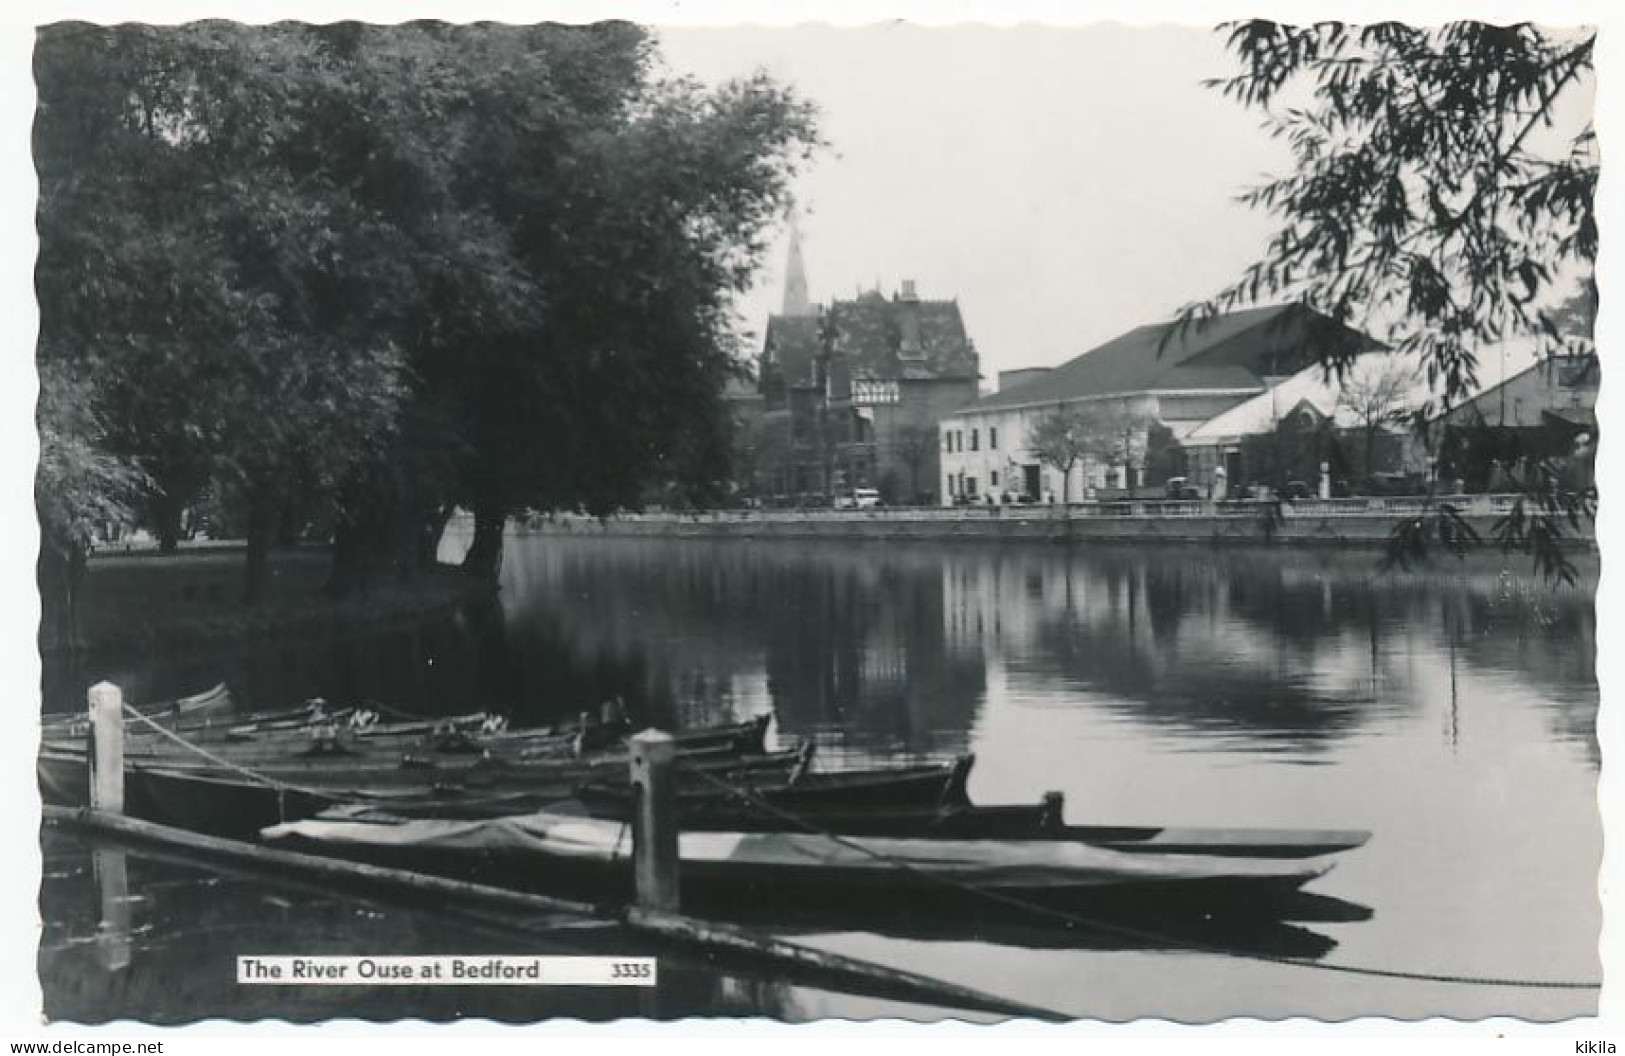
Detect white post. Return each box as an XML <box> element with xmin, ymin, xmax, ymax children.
<box><xmin>88</xmin><ymin>682</ymin><xmax>124</xmax><ymax>815</ymax></box>
<box><xmin>628</xmin><ymin>729</ymin><xmax>679</xmax><ymax>912</ymax></box>
<box><xmin>1319</xmin><ymin>460</ymin><xmax>1332</xmax><ymax>500</ymax></box>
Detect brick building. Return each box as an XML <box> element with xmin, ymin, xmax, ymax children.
<box><xmin>755</xmin><ymin>228</ymin><xmax>980</xmax><ymax>504</ymax></box>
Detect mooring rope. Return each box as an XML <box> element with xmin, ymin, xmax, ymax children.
<box><xmin>118</xmin><ymin>702</ymin><xmax>356</xmax><ymax>809</ymax></box>
<box><xmin>101</xmin><ymin>705</ymin><xmax>1596</xmax><ymax>991</ymax></box>
<box><xmin>679</xmin><ymin>764</ymin><xmax>1601</xmax><ymax>992</ymax></box>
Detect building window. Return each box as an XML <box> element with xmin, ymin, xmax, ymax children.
<box><xmin>956</xmin><ymin>430</ymin><xmax>963</xmax><ymax>452</ymax></box>
<box><xmin>943</xmin><ymin>431</ymin><xmax>952</xmax><ymax>454</ymax></box>
<box><xmin>991</xmin><ymin>470</ymin><xmax>1000</xmax><ymax>487</ymax></box>
<box><xmin>971</xmin><ymin>429</ymin><xmax>980</xmax><ymax>452</ymax></box>
<box><xmin>947</xmin><ymin>475</ymin><xmax>955</xmax><ymax>497</ymax></box>
<box><xmin>852</xmin><ymin>379</ymin><xmax>901</xmax><ymax>405</ymax></box>
<box><xmin>990</xmin><ymin>427</ymin><xmax>998</xmax><ymax>450</ymax></box>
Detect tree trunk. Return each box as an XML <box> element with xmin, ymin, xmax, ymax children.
<box><xmin>461</xmin><ymin>499</ymin><xmax>507</xmax><ymax>582</ymax></box>
<box><xmin>329</xmin><ymin>494</ymin><xmax>456</xmax><ymax>597</ymax></box>
<box><xmin>151</xmin><ymin>490</ymin><xmax>184</xmax><ymax>553</ymax></box>
<box><xmin>39</xmin><ymin>537</ymin><xmax>87</xmax><ymax>651</ymax></box>
<box><xmin>327</xmin><ymin>516</ymin><xmax>378</xmax><ymax>598</ymax></box>
<box><xmin>243</xmin><ymin>490</ymin><xmax>278</xmax><ymax>605</ymax></box>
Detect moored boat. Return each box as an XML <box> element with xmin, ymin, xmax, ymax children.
<box><xmin>36</xmin><ymin>739</ymin><xmax>810</xmax><ymax>836</ymax></box>
<box><xmin>261</xmin><ymin>808</ymin><xmax>1340</xmax><ymax>906</ymax></box>
<box><xmin>53</xmin><ymin>710</ymin><xmax>772</xmax><ymax>768</ymax></box>
<box><xmin>576</xmin><ymin>765</ymin><xmax>1369</xmax><ymax>859</ymax></box>
<box><xmin>41</xmin><ymin>682</ymin><xmax>235</xmax><ymax>738</ymax></box>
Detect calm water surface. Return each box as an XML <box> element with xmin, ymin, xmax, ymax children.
<box><xmin>41</xmin><ymin>533</ymin><xmax>1601</xmax><ymax>1022</ymax></box>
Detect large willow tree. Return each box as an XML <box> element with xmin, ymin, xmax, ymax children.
<box><xmin>35</xmin><ymin>22</ymin><xmax>820</xmax><ymax>614</ymax></box>
<box><xmin>1175</xmin><ymin>22</ymin><xmax>1596</xmax><ymax>579</ymax></box>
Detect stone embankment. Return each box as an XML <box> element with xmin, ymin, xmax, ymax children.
<box><xmin>520</xmin><ymin>494</ymin><xmax>1593</xmax><ymax>549</ymax></box>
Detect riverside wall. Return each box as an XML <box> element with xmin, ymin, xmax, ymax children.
<box><xmin>518</xmin><ymin>495</ymin><xmax>1592</xmax><ymax>550</ymax></box>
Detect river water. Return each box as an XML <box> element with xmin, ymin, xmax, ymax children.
<box><xmin>39</xmin><ymin>532</ymin><xmax>1601</xmax><ymax>1022</ymax></box>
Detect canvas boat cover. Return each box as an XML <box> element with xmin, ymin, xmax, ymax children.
<box><xmin>262</xmin><ymin>811</ymin><xmax>1333</xmax><ymax>890</ymax></box>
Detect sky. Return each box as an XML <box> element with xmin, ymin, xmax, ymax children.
<box><xmin>658</xmin><ymin>23</ymin><xmax>1594</xmax><ymax>393</ymax></box>
<box><xmin>657</xmin><ymin>24</ymin><xmax>1296</xmax><ymax>387</ymax></box>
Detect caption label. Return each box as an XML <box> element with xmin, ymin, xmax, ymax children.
<box><xmin>237</xmin><ymin>955</ymin><xmax>656</xmax><ymax>986</ymax></box>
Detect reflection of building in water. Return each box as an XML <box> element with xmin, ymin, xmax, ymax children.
<box><xmin>495</xmin><ymin>539</ymin><xmax>986</xmax><ymax>755</ymax></box>
<box><xmin>941</xmin><ymin>547</ymin><xmax>1408</xmax><ymax>751</ymax></box>
<box><xmin>941</xmin><ymin>554</ymin><xmax>1052</xmax><ymax>654</ymax></box>
<box><xmin>948</xmin><ymin>546</ymin><xmax>1595</xmax><ymax>757</ymax></box>
<box><xmin>758</xmin><ymin>552</ymin><xmax>987</xmax><ymax>758</ymax></box>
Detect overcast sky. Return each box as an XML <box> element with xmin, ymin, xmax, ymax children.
<box><xmin>658</xmin><ymin>24</ymin><xmax>1296</xmax><ymax>387</ymax></box>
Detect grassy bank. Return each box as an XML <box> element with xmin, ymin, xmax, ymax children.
<box><xmin>43</xmin><ymin>546</ymin><xmax>496</xmax><ymax>658</ymax></box>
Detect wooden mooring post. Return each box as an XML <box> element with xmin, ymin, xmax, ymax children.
<box><xmin>628</xmin><ymin>728</ymin><xmax>679</xmax><ymax>912</ymax></box>
<box><xmin>88</xmin><ymin>682</ymin><xmax>125</xmax><ymax>815</ymax></box>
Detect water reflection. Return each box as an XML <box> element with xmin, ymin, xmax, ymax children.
<box><xmin>486</xmin><ymin>538</ymin><xmax>1596</xmax><ymax>768</ymax></box>
<box><xmin>36</xmin><ymin>534</ymin><xmax>1601</xmax><ymax>1022</ymax></box>
<box><xmin>40</xmin><ymin>827</ymin><xmax>819</xmax><ymax>1023</ymax></box>
<box><xmin>47</xmin><ymin>538</ymin><xmax>1596</xmax><ymax>774</ymax></box>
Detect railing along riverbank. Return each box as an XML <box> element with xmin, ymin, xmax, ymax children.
<box><xmin>517</xmin><ymin>493</ymin><xmax>1585</xmax><ymax>549</ymax></box>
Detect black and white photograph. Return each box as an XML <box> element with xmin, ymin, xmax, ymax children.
<box><xmin>6</xmin><ymin>0</ymin><xmax>1615</xmax><ymax>1041</ymax></box>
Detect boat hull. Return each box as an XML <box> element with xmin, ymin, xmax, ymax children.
<box><xmin>262</xmin><ymin>809</ymin><xmax>1336</xmax><ymax>908</ymax></box>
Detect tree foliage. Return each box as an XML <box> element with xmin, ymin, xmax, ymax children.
<box><xmin>1028</xmin><ymin>409</ymin><xmax>1092</xmax><ymax>503</ymax></box>
<box><xmin>34</xmin><ymin>22</ymin><xmax>822</xmax><ymax>602</ymax></box>
<box><xmin>1076</xmin><ymin>402</ymin><xmax>1156</xmax><ymax>480</ymax></box>
<box><xmin>1179</xmin><ymin>21</ymin><xmax>1596</xmax><ymax>579</ymax></box>
<box><xmin>1335</xmin><ymin>354</ymin><xmax>1421</xmax><ymax>482</ymax></box>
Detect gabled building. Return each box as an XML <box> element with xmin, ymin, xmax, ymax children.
<box><xmin>1429</xmin><ymin>350</ymin><xmax>1599</xmax><ymax>492</ymax></box>
<box><xmin>757</xmin><ymin>227</ymin><xmax>980</xmax><ymax>504</ymax></box>
<box><xmin>1180</xmin><ymin>349</ymin><xmax>1432</xmax><ymax>490</ymax></box>
<box><xmin>938</xmin><ymin>303</ymin><xmax>1384</xmax><ymax>503</ymax></box>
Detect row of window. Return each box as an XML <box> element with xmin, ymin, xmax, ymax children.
<box><xmin>942</xmin><ymin>425</ymin><xmax>998</xmax><ymax>453</ymax></box>
<box><xmin>946</xmin><ymin>470</ymin><xmax>1000</xmax><ymax>497</ymax></box>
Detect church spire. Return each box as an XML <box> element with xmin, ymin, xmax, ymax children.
<box><xmin>781</xmin><ymin>215</ymin><xmax>812</xmax><ymax>316</ymax></box>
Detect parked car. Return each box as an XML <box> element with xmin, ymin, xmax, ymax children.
<box><xmin>835</xmin><ymin>488</ymin><xmax>882</xmax><ymax>510</ymax></box>
<box><xmin>1164</xmin><ymin>477</ymin><xmax>1202</xmax><ymax>500</ymax></box>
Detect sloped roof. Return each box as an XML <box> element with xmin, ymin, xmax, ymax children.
<box><xmin>1184</xmin><ymin>350</ymin><xmax>1430</xmax><ymax>443</ymax></box>
<box><xmin>761</xmin><ymin>289</ymin><xmax>979</xmax><ymax>393</ymax></box>
<box><xmin>762</xmin><ymin>315</ymin><xmax>821</xmax><ymax>390</ymax></box>
<box><xmin>826</xmin><ymin>291</ymin><xmax>979</xmax><ymax>382</ymax></box>
<box><xmin>966</xmin><ymin>303</ymin><xmax>1383</xmax><ymax>412</ymax></box>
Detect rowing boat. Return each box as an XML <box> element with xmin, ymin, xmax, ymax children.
<box><xmin>577</xmin><ymin>753</ymin><xmax>975</xmax><ymax>813</ymax></box>
<box><xmin>41</xmin><ymin>682</ymin><xmax>234</xmax><ymax>737</ymax></box>
<box><xmin>35</xmin><ymin>741</ymin><xmax>811</xmax><ymax>837</ymax></box>
<box><xmin>54</xmin><ymin>708</ymin><xmax>776</xmax><ymax>763</ymax></box>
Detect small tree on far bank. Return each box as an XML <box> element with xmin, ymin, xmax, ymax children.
<box><xmin>893</xmin><ymin>418</ymin><xmax>940</xmax><ymax>504</ymax></box>
<box><xmin>1143</xmin><ymin>420</ymin><xmax>1185</xmax><ymax>490</ymax></box>
<box><xmin>1079</xmin><ymin>402</ymin><xmax>1156</xmax><ymax>489</ymax></box>
<box><xmin>1337</xmin><ymin>357</ymin><xmax>1418</xmax><ymax>487</ymax></box>
<box><xmin>1028</xmin><ymin>408</ymin><xmax>1092</xmax><ymax>503</ymax></box>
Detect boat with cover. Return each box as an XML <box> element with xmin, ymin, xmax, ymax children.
<box><xmin>261</xmin><ymin>808</ymin><xmax>1340</xmax><ymax>905</ymax></box>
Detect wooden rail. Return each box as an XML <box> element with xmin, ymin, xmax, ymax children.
<box><xmin>47</xmin><ymin>805</ymin><xmax>1062</xmax><ymax>1020</ymax></box>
